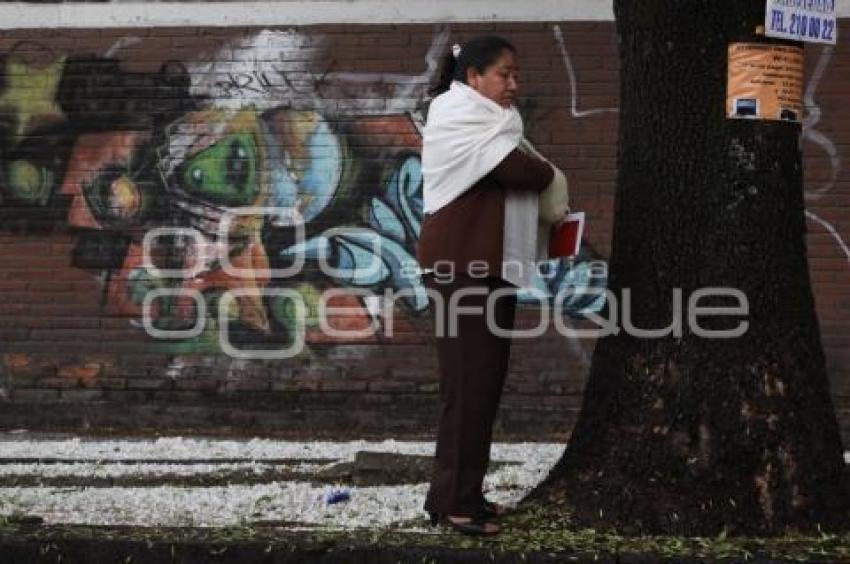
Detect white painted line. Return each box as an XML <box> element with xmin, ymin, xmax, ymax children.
<box><xmin>0</xmin><ymin>437</ymin><xmax>562</xmax><ymax>462</ymax></box>
<box><xmin>0</xmin><ymin>461</ymin><xmax>328</xmax><ymax>479</ymax></box>
<box><xmin>0</xmin><ymin>0</ymin><xmax>615</xmax><ymax>29</ymax></box>
<box><xmin>806</xmin><ymin>210</ymin><xmax>850</xmax><ymax>263</ymax></box>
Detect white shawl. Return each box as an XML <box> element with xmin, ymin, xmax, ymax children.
<box><xmin>422</xmin><ymin>80</ymin><xmax>524</xmax><ymax>213</ymax></box>
<box><xmin>421</xmin><ymin>80</ymin><xmax>548</xmax><ymax>289</ymax></box>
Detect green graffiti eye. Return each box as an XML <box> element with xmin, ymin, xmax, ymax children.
<box><xmin>226</xmin><ymin>140</ymin><xmax>250</xmax><ymax>193</ymax></box>
<box><xmin>181</xmin><ymin>134</ymin><xmax>258</xmax><ymax>206</ymax></box>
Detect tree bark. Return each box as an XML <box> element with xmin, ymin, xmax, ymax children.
<box><xmin>527</xmin><ymin>0</ymin><xmax>849</xmax><ymax>536</ymax></box>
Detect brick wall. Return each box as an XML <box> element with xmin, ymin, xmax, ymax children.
<box><xmin>0</xmin><ymin>20</ymin><xmax>846</xmax><ymax>444</ymax></box>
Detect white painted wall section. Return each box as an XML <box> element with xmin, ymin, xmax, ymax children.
<box><xmin>1</xmin><ymin>0</ymin><xmax>615</xmax><ymax>29</ymax></box>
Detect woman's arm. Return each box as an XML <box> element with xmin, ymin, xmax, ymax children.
<box><xmin>487</xmin><ymin>148</ymin><xmax>555</xmax><ymax>193</ymax></box>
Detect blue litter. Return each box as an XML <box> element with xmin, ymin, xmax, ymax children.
<box><xmin>323</xmin><ymin>488</ymin><xmax>351</xmax><ymax>505</ymax></box>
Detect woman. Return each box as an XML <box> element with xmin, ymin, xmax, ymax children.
<box><xmin>417</xmin><ymin>35</ymin><xmax>568</xmax><ymax>536</ymax></box>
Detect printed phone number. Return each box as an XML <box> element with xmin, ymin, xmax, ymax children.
<box><xmin>768</xmin><ymin>9</ymin><xmax>836</xmax><ymax>41</ymax></box>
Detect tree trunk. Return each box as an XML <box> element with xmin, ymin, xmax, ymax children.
<box><xmin>527</xmin><ymin>0</ymin><xmax>848</xmax><ymax>536</ymax></box>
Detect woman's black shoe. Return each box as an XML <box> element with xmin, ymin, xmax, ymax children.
<box><xmin>427</xmin><ymin>511</ymin><xmax>501</xmax><ymax>535</ymax></box>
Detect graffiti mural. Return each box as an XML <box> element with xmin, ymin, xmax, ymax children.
<box><xmin>0</xmin><ymin>30</ymin><xmax>607</xmax><ymax>359</ymax></box>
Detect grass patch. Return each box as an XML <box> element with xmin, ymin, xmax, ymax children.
<box><xmin>389</xmin><ymin>501</ymin><xmax>850</xmax><ymax>561</ymax></box>
<box><xmin>1</xmin><ymin>501</ymin><xmax>848</xmax><ymax>562</ymax></box>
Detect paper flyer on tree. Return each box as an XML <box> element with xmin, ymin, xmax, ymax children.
<box><xmin>726</xmin><ymin>42</ymin><xmax>804</xmax><ymax>123</ymax></box>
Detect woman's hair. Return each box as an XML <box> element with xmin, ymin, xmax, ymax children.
<box><xmin>429</xmin><ymin>35</ymin><xmax>517</xmax><ymax>97</ymax></box>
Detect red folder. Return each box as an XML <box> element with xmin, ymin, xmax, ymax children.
<box><xmin>548</xmin><ymin>212</ymin><xmax>585</xmax><ymax>258</ymax></box>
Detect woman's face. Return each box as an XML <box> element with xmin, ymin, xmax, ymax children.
<box><xmin>466</xmin><ymin>49</ymin><xmax>519</xmax><ymax>109</ymax></box>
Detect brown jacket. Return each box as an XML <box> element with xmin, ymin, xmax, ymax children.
<box><xmin>415</xmin><ymin>148</ymin><xmax>555</xmax><ymax>278</ymax></box>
